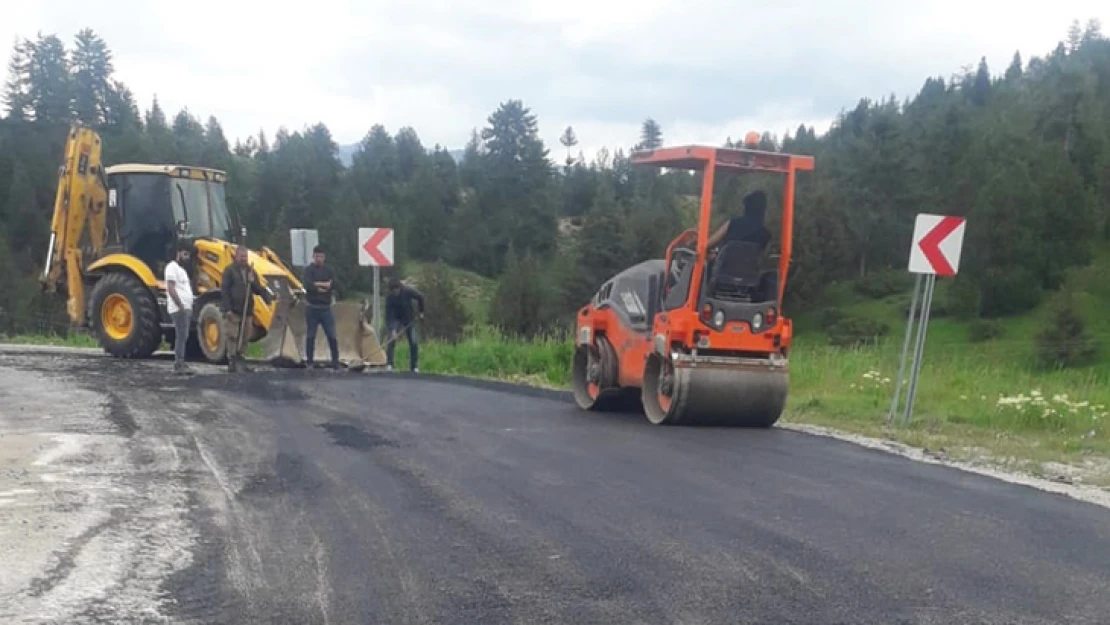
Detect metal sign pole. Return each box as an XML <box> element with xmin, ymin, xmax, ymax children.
<box><xmin>372</xmin><ymin>265</ymin><xmax>381</xmax><ymax>338</ymax></box>
<box><xmin>888</xmin><ymin>273</ymin><xmax>923</xmax><ymax>424</ymax></box>
<box><xmin>902</xmin><ymin>273</ymin><xmax>937</xmax><ymax>425</ymax></box>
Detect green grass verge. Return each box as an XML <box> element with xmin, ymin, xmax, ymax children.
<box><xmin>0</xmin><ymin>331</ymin><xmax>100</xmax><ymax>348</ymax></box>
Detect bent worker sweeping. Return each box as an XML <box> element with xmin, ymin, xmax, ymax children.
<box><xmin>384</xmin><ymin>278</ymin><xmax>425</xmax><ymax>372</ymax></box>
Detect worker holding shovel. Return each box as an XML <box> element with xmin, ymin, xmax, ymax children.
<box><xmin>220</xmin><ymin>246</ymin><xmax>273</xmax><ymax>373</ymax></box>
<box><xmin>384</xmin><ymin>278</ymin><xmax>425</xmax><ymax>372</ymax></box>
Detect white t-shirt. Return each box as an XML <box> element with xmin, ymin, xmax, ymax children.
<box><xmin>164</xmin><ymin>260</ymin><xmax>194</xmax><ymax>315</ymax></box>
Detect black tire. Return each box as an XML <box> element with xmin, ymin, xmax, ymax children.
<box><xmin>89</xmin><ymin>271</ymin><xmax>162</xmax><ymax>359</ymax></box>
<box><xmin>195</xmin><ymin>300</ymin><xmax>228</xmax><ymax>364</ymax></box>
<box><xmin>184</xmin><ymin>296</ymin><xmax>216</xmax><ymax>360</ymax></box>
<box><xmin>573</xmin><ymin>335</ymin><xmax>635</xmax><ymax>411</ymax></box>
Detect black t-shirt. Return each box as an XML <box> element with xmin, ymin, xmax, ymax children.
<box><xmin>302</xmin><ymin>264</ymin><xmax>337</xmax><ymax>307</ymax></box>
<box><xmin>725</xmin><ymin>216</ymin><xmax>771</xmax><ymax>250</ymax></box>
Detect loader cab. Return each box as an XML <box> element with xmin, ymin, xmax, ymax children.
<box><xmin>105</xmin><ymin>165</ymin><xmax>236</xmax><ymax>274</ymax></box>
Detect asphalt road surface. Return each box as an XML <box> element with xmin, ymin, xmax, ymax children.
<box><xmin>2</xmin><ymin>346</ymin><xmax>1110</xmax><ymax>624</ymax></box>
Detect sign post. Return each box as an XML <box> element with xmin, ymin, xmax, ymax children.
<box><xmin>888</xmin><ymin>214</ymin><xmax>966</xmax><ymax>426</ymax></box>
<box><xmin>357</xmin><ymin>227</ymin><xmax>394</xmax><ymax>338</ymax></box>
<box><xmin>289</xmin><ymin>229</ymin><xmax>319</xmax><ymax>268</ymax></box>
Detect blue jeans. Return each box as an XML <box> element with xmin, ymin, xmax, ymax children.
<box><xmin>386</xmin><ymin>320</ymin><xmax>418</xmax><ymax>370</ymax></box>
<box><xmin>305</xmin><ymin>306</ymin><xmax>338</xmax><ymax>366</ymax></box>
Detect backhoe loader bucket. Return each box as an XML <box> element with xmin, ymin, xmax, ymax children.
<box><xmin>262</xmin><ymin>286</ymin><xmax>387</xmax><ymax>371</ymax></box>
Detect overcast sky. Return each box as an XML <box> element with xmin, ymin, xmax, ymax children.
<box><xmin>3</xmin><ymin>1</ymin><xmax>1107</xmax><ymax>157</ymax></box>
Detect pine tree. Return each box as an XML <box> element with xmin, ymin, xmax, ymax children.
<box><xmin>71</xmin><ymin>29</ymin><xmax>113</xmax><ymax>126</ymax></box>
<box><xmin>26</xmin><ymin>34</ymin><xmax>72</xmax><ymax>124</ymax></box>
<box><xmin>637</xmin><ymin>118</ymin><xmax>663</xmax><ymax>150</ymax></box>
<box><xmin>1067</xmin><ymin>19</ymin><xmax>1083</xmax><ymax>52</ymax></box>
<box><xmin>1005</xmin><ymin>51</ymin><xmax>1023</xmax><ymax>81</ymax></box>
<box><xmin>2</xmin><ymin>39</ymin><xmax>32</xmax><ymax>120</ymax></box>
<box><xmin>559</xmin><ymin>125</ymin><xmax>578</xmax><ymax>166</ymax></box>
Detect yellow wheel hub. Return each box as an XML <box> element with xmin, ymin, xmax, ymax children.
<box><xmin>101</xmin><ymin>293</ymin><xmax>133</xmax><ymax>341</ymax></box>
<box><xmin>203</xmin><ymin>317</ymin><xmax>221</xmax><ymax>352</ymax></box>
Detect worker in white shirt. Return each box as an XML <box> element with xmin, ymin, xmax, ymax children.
<box><xmin>165</xmin><ymin>242</ymin><xmax>195</xmax><ymax>375</ymax></box>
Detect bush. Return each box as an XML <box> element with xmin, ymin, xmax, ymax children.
<box><xmin>826</xmin><ymin>316</ymin><xmax>889</xmax><ymax>348</ymax></box>
<box><xmin>854</xmin><ymin>269</ymin><xmax>913</xmax><ymax>299</ymax></box>
<box><xmin>413</xmin><ymin>262</ymin><xmax>469</xmax><ymax>343</ymax></box>
<box><xmin>968</xmin><ymin>319</ymin><xmax>1005</xmax><ymax>342</ymax></box>
<box><xmin>946</xmin><ymin>276</ymin><xmax>981</xmax><ymax>320</ymax></box>
<box><xmin>819</xmin><ymin>307</ymin><xmax>846</xmax><ymax>330</ymax></box>
<box><xmin>1034</xmin><ymin>294</ymin><xmax>1098</xmax><ymax>369</ymax></box>
<box><xmin>980</xmin><ymin>266</ymin><xmax>1042</xmax><ymax>317</ymax></box>
<box><xmin>490</xmin><ymin>249</ymin><xmax>560</xmax><ymax>340</ymax></box>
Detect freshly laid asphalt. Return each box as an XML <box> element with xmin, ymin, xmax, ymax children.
<box><xmin>2</xmin><ymin>347</ymin><xmax>1109</xmax><ymax>624</ymax></box>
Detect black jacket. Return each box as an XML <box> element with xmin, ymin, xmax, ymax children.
<box><xmin>220</xmin><ymin>263</ymin><xmax>272</xmax><ymax>317</ymax></box>
<box><xmin>385</xmin><ymin>285</ymin><xmax>425</xmax><ymax>325</ymax></box>
<box><xmin>725</xmin><ymin>216</ymin><xmax>771</xmax><ymax>250</ymax></box>
<box><xmin>302</xmin><ymin>263</ymin><xmax>339</xmax><ymax>308</ymax></box>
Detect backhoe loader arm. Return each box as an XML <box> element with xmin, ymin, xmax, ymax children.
<box><xmin>41</xmin><ymin>126</ymin><xmax>109</xmax><ymax>325</ymax></box>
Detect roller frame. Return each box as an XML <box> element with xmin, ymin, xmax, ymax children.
<box><xmin>571</xmin><ymin>142</ymin><xmax>813</xmax><ymax>427</ymax></box>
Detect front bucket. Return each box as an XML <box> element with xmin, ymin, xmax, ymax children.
<box><xmin>263</xmin><ymin>295</ymin><xmax>388</xmax><ymax>371</ymax></box>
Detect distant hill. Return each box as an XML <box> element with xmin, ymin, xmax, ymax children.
<box><xmin>336</xmin><ymin>144</ymin><xmax>464</xmax><ymax>167</ymax></box>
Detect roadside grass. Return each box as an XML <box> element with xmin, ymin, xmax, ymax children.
<box><xmin>786</xmin><ymin>337</ymin><xmax>1110</xmax><ymax>485</ymax></box>
<box><xmin>389</xmin><ymin>325</ymin><xmax>572</xmax><ymax>388</ymax></box>
<box><xmin>0</xmin><ymin>331</ymin><xmax>99</xmax><ymax>349</ymax></box>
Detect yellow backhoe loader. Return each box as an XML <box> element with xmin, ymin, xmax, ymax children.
<box><xmin>40</xmin><ymin>125</ymin><xmax>386</xmax><ymax>368</ymax></box>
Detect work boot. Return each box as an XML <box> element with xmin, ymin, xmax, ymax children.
<box><xmin>227</xmin><ymin>359</ymin><xmax>238</xmax><ymax>373</ymax></box>
<box><xmin>174</xmin><ymin>363</ymin><xmax>195</xmax><ymax>376</ymax></box>
<box><xmin>237</xmin><ymin>357</ymin><xmax>254</xmax><ymax>373</ymax></box>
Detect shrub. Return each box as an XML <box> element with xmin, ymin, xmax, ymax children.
<box><xmin>854</xmin><ymin>269</ymin><xmax>913</xmax><ymax>299</ymax></box>
<box><xmin>968</xmin><ymin>319</ymin><xmax>1005</xmax><ymax>342</ymax></box>
<box><xmin>826</xmin><ymin>316</ymin><xmax>890</xmax><ymax>348</ymax></box>
<box><xmin>819</xmin><ymin>307</ymin><xmax>846</xmax><ymax>330</ymax></box>
<box><xmin>413</xmin><ymin>262</ymin><xmax>469</xmax><ymax>343</ymax></box>
<box><xmin>980</xmin><ymin>266</ymin><xmax>1042</xmax><ymax>318</ymax></box>
<box><xmin>1034</xmin><ymin>293</ymin><xmax>1098</xmax><ymax>369</ymax></box>
<box><xmin>490</xmin><ymin>249</ymin><xmax>559</xmax><ymax>340</ymax></box>
<box><xmin>946</xmin><ymin>276</ymin><xmax>981</xmax><ymax>320</ymax></box>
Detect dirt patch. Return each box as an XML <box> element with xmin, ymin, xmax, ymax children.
<box><xmin>104</xmin><ymin>393</ymin><xmax>140</xmax><ymax>436</ymax></box>
<box><xmin>181</xmin><ymin>372</ymin><xmax>311</xmax><ymax>401</ymax></box>
<box><xmin>318</xmin><ymin>422</ymin><xmax>398</xmax><ymax>451</ymax></box>
<box><xmin>237</xmin><ymin>452</ymin><xmax>327</xmax><ymax>500</ymax></box>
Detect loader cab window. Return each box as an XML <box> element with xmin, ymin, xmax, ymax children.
<box><xmin>112</xmin><ymin>173</ymin><xmax>175</xmax><ymax>272</ymax></box>
<box><xmin>169</xmin><ymin>178</ymin><xmax>234</xmax><ymax>242</ymax></box>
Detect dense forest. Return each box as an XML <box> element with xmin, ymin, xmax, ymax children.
<box><xmin>1</xmin><ymin>21</ymin><xmax>1109</xmax><ymax>339</ymax></box>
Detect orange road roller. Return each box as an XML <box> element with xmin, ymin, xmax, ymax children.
<box><xmin>572</xmin><ymin>138</ymin><xmax>815</xmax><ymax>426</ymax></box>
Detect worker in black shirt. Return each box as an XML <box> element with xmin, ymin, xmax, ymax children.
<box><xmin>301</xmin><ymin>245</ymin><xmax>340</xmax><ymax>369</ymax></box>
<box><xmin>384</xmin><ymin>278</ymin><xmax>425</xmax><ymax>372</ymax></box>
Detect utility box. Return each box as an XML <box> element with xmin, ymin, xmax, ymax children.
<box><xmin>289</xmin><ymin>229</ymin><xmax>319</xmax><ymax>268</ymax></box>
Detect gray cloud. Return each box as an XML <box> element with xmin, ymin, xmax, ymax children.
<box><xmin>3</xmin><ymin>0</ymin><xmax>1106</xmax><ymax>155</ymax></box>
